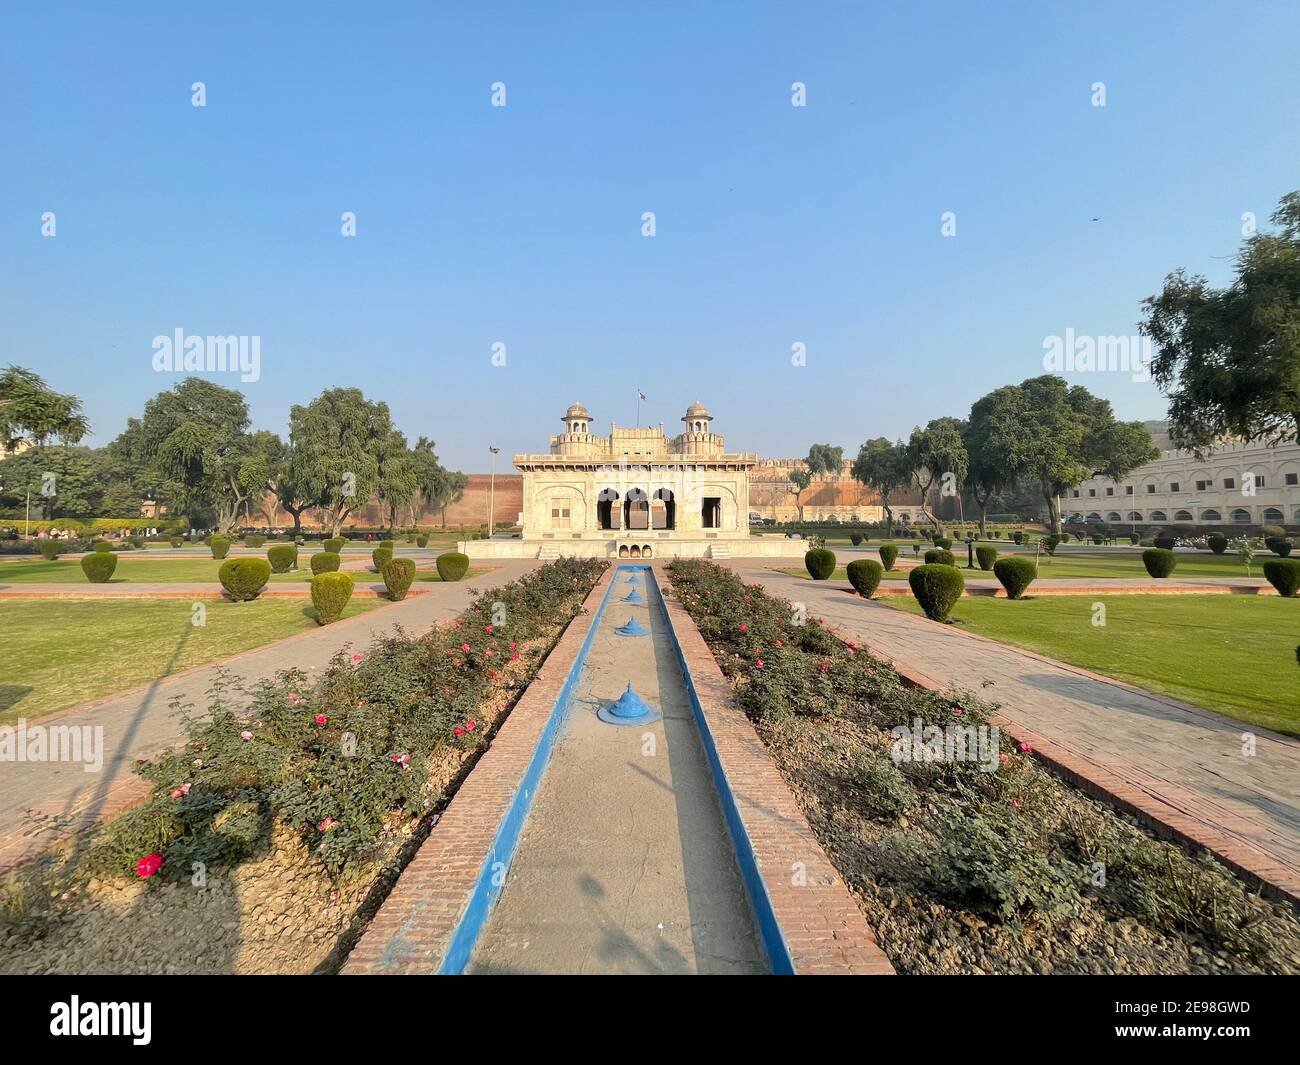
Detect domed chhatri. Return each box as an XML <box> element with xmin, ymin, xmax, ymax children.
<box><xmin>596</xmin><ymin>682</ymin><xmax>661</xmax><ymax>725</ymax></box>
<box><xmin>458</xmin><ymin>397</ymin><xmax>807</xmax><ymax>562</ymax></box>
<box><xmin>615</xmin><ymin>617</ymin><xmax>649</xmax><ymax>637</ymax></box>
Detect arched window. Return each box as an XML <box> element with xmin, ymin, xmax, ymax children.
<box><xmin>1201</xmin><ymin>509</ymin><xmax>1221</xmax><ymax>522</ymax></box>
<box><xmin>1086</xmin><ymin>512</ymin><xmax>1102</xmax><ymax>522</ymax></box>
<box><xmin>1127</xmin><ymin>511</ymin><xmax>1143</xmax><ymax>521</ymax></box>
<box><xmin>1149</xmin><ymin>510</ymin><xmax>1167</xmax><ymax>522</ymax></box>
<box><xmin>1106</xmin><ymin>511</ymin><xmax>1122</xmax><ymax>522</ymax></box>
<box><xmin>1174</xmin><ymin>510</ymin><xmax>1193</xmax><ymax>521</ymax></box>
<box><xmin>1230</xmin><ymin>508</ymin><xmax>1251</xmax><ymax>523</ymax></box>
<box><xmin>1263</xmin><ymin>507</ymin><xmax>1284</xmax><ymax>522</ymax></box>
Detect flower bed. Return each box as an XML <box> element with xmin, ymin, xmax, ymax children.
<box><xmin>665</xmin><ymin>560</ymin><xmax>1300</xmax><ymax>974</ymax></box>
<box><xmin>0</xmin><ymin>558</ymin><xmax>607</xmax><ymax>974</ymax></box>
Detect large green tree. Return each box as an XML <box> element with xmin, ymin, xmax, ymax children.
<box><xmin>287</xmin><ymin>388</ymin><xmax>393</xmax><ymax>536</ymax></box>
<box><xmin>851</xmin><ymin>437</ymin><xmax>911</xmax><ymax>535</ymax></box>
<box><xmin>787</xmin><ymin>444</ymin><xmax>843</xmax><ymax>521</ymax></box>
<box><xmin>1141</xmin><ymin>190</ymin><xmax>1300</xmax><ymax>451</ymax></box>
<box><xmin>409</xmin><ymin>437</ymin><xmax>466</xmax><ymax>527</ymax></box>
<box><xmin>0</xmin><ymin>366</ymin><xmax>88</xmax><ymax>453</ymax></box>
<box><xmin>905</xmin><ymin>417</ymin><xmax>968</xmax><ymax>526</ymax></box>
<box><xmin>963</xmin><ymin>387</ymin><xmax>1029</xmax><ymax>535</ymax></box>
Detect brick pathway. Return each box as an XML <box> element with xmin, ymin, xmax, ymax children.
<box><xmin>0</xmin><ymin>560</ymin><xmax>539</xmax><ymax>871</ymax></box>
<box><xmin>728</xmin><ymin>561</ymin><xmax>1300</xmax><ymax>901</ymax></box>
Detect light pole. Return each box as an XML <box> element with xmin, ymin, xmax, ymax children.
<box><xmin>488</xmin><ymin>446</ymin><xmax>500</xmax><ymax>538</ymax></box>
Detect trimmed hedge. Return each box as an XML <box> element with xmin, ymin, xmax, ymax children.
<box><xmin>38</xmin><ymin>540</ymin><xmax>60</xmax><ymax>560</ymax></box>
<box><xmin>379</xmin><ymin>539</ymin><xmax>395</xmax><ymax>550</ymax></box>
<box><xmin>382</xmin><ymin>557</ymin><xmax>416</xmax><ymax>601</ymax></box>
<box><xmin>1207</xmin><ymin>534</ymin><xmax>1228</xmax><ymax>555</ymax></box>
<box><xmin>80</xmin><ymin>552</ymin><xmax>118</xmax><ymax>583</ymax></box>
<box><xmin>975</xmin><ymin>544</ymin><xmax>998</xmax><ymax>571</ymax></box>
<box><xmin>1268</xmin><ymin>538</ymin><xmax>1293</xmax><ymax>557</ymax></box>
<box><xmin>934</xmin><ymin>537</ymin><xmax>953</xmax><ymax>550</ymax></box>
<box><xmin>907</xmin><ymin>564</ymin><xmax>964</xmax><ymax>621</ymax></box>
<box><xmin>324</xmin><ymin>537</ymin><xmax>346</xmax><ymax>553</ymax></box>
<box><xmin>1011</xmin><ymin>531</ymin><xmax>1024</xmax><ymax>545</ymax></box>
<box><xmin>849</xmin><ymin>532</ymin><xmax>864</xmax><ymax>547</ymax></box>
<box><xmin>310</xmin><ymin>551</ymin><xmax>341</xmax><ymax>575</ymax></box>
<box><xmin>416</xmin><ymin>534</ymin><xmax>429</xmax><ymax>548</ymax></box>
<box><xmin>1262</xmin><ymin>559</ymin><xmax>1300</xmax><ymax>597</ymax></box>
<box><xmin>219</xmin><ymin>558</ymin><xmax>271</xmax><ymax>601</ymax></box>
<box><xmin>878</xmin><ymin>544</ymin><xmax>898</xmax><ymax>571</ymax></box>
<box><xmin>924</xmin><ymin>548</ymin><xmax>956</xmax><ymax>567</ymax></box>
<box><xmin>804</xmin><ymin>548</ymin><xmax>837</xmax><ymax>580</ymax></box>
<box><xmin>267</xmin><ymin>544</ymin><xmax>298</xmax><ymax>573</ymax></box>
<box><xmin>92</xmin><ymin>539</ymin><xmax>112</xmax><ymax>552</ymax></box>
<box><xmin>209</xmin><ymin>536</ymin><xmax>231</xmax><ymax>560</ymax></box>
<box><xmin>846</xmin><ymin>558</ymin><xmax>883</xmax><ymax>598</ymax></box>
<box><xmin>244</xmin><ymin>534</ymin><xmax>267</xmax><ymax>548</ymax></box>
<box><xmin>993</xmin><ymin>556</ymin><xmax>1037</xmax><ymax>599</ymax></box>
<box><xmin>1153</xmin><ymin>535</ymin><xmax>1177</xmax><ymax>551</ymax></box>
<box><xmin>311</xmin><ymin>571</ymin><xmax>354</xmax><ymax>624</ymax></box>
<box><xmin>168</xmin><ymin>536</ymin><xmax>184</xmax><ymax>548</ymax></box>
<box><xmin>372</xmin><ymin>546</ymin><xmax>392</xmax><ymax>572</ymax></box>
<box><xmin>1142</xmin><ymin>548</ymin><xmax>1177</xmax><ymax>579</ymax></box>
<box><xmin>435</xmin><ymin>551</ymin><xmax>470</xmax><ymax>582</ymax></box>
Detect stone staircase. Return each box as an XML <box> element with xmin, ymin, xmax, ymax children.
<box><xmin>709</xmin><ymin>543</ymin><xmax>731</xmax><ymax>560</ymax></box>
<box><xmin>537</xmin><ymin>543</ymin><xmax>561</xmax><ymax>561</ymax></box>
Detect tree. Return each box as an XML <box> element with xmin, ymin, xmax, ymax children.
<box><xmin>991</xmin><ymin>375</ymin><xmax>1158</xmax><ymax>534</ymax></box>
<box><xmin>851</xmin><ymin>437</ymin><xmax>911</xmax><ymax>535</ymax></box>
<box><xmin>963</xmin><ymin>387</ymin><xmax>1030</xmax><ymax>535</ymax></box>
<box><xmin>116</xmin><ymin>378</ymin><xmax>253</xmax><ymax>532</ymax></box>
<box><xmin>787</xmin><ymin>469</ymin><xmax>812</xmax><ymax>521</ymax></box>
<box><xmin>786</xmin><ymin>444</ymin><xmax>843</xmax><ymax>522</ymax></box>
<box><xmin>1141</xmin><ymin>190</ymin><xmax>1300</xmax><ymax>452</ymax></box>
<box><xmin>376</xmin><ymin>430</ymin><xmax>418</xmax><ymax>531</ymax></box>
<box><xmin>905</xmin><ymin>417</ymin><xmax>968</xmax><ymax>526</ymax></box>
<box><xmin>0</xmin><ymin>366</ymin><xmax>89</xmax><ymax>453</ymax></box>
<box><xmin>408</xmin><ymin>437</ymin><xmax>466</xmax><ymax>527</ymax></box>
<box><xmin>0</xmin><ymin>445</ymin><xmax>101</xmax><ymax>518</ymax></box>
<box><xmin>287</xmin><ymin>388</ymin><xmax>393</xmax><ymax>537</ymax></box>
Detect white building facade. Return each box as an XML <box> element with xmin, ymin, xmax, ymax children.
<box><xmin>1061</xmin><ymin>438</ymin><xmax>1300</xmax><ymax>530</ymax></box>
<box><xmin>460</xmin><ymin>402</ymin><xmax>806</xmax><ymax>560</ymax></box>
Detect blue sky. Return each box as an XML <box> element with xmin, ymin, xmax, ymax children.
<box><xmin>2</xmin><ymin>1</ymin><xmax>1298</xmax><ymax>471</ymax></box>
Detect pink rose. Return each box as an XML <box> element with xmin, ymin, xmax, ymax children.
<box><xmin>136</xmin><ymin>852</ymin><xmax>163</xmax><ymax>878</ymax></box>
<box><xmin>240</xmin><ymin>730</ymin><xmax>253</xmax><ymax>741</ymax></box>
<box><xmin>315</xmin><ymin>714</ymin><xmax>328</xmax><ymax>725</ymax></box>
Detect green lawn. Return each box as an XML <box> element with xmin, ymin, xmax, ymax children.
<box><xmin>783</xmin><ymin>549</ymin><xmax>1264</xmax><ymax>583</ymax></box>
<box><xmin>880</xmin><ymin>594</ymin><xmax>1299</xmax><ymax>736</ymax></box>
<box><xmin>0</xmin><ymin>557</ymin><xmax>479</xmax><ymax>584</ymax></box>
<box><xmin>0</xmin><ymin>597</ymin><xmax>385</xmax><ymax>725</ymax></box>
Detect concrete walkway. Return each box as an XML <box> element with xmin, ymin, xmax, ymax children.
<box><xmin>468</xmin><ymin>571</ymin><xmax>766</xmax><ymax>974</ymax></box>
<box><xmin>0</xmin><ymin>560</ymin><xmax>540</xmax><ymax>871</ymax></box>
<box><xmin>727</xmin><ymin>560</ymin><xmax>1300</xmax><ymax>896</ymax></box>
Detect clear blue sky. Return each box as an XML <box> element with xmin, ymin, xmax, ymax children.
<box><xmin>3</xmin><ymin>1</ymin><xmax>1298</xmax><ymax>471</ymax></box>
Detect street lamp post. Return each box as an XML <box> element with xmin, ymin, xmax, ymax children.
<box><xmin>488</xmin><ymin>446</ymin><xmax>500</xmax><ymax>539</ymax></box>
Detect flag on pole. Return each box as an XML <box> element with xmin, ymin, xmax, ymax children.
<box><xmin>637</xmin><ymin>389</ymin><xmax>646</xmax><ymax>401</ymax></box>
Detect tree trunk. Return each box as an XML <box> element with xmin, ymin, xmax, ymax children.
<box><xmin>1042</xmin><ymin>484</ymin><xmax>1062</xmax><ymax>535</ymax></box>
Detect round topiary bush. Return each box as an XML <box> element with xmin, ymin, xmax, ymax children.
<box><xmin>311</xmin><ymin>571</ymin><xmax>354</xmax><ymax>624</ymax></box>
<box><xmin>209</xmin><ymin>536</ymin><xmax>231</xmax><ymax>560</ymax></box>
<box><xmin>846</xmin><ymin>558</ymin><xmax>883</xmax><ymax>598</ymax></box>
<box><xmin>993</xmin><ymin>556</ymin><xmax>1037</xmax><ymax>599</ymax></box>
<box><xmin>878</xmin><ymin>544</ymin><xmax>898</xmax><ymax>571</ymax></box>
<box><xmin>80</xmin><ymin>552</ymin><xmax>118</xmax><ymax>583</ymax></box>
<box><xmin>1043</xmin><ymin>534</ymin><xmax>1063</xmax><ymax>556</ymax></box>
<box><xmin>907</xmin><ymin>564</ymin><xmax>965</xmax><ymax>621</ymax></box>
<box><xmin>804</xmin><ymin>548</ymin><xmax>836</xmax><ymax>580</ymax></box>
<box><xmin>849</xmin><ymin>532</ymin><xmax>863</xmax><ymax>547</ymax></box>
<box><xmin>372</xmin><ymin>546</ymin><xmax>392</xmax><ymax>572</ymax></box>
<box><xmin>168</xmin><ymin>536</ymin><xmax>184</xmax><ymax>548</ymax></box>
<box><xmin>416</xmin><ymin>534</ymin><xmax>429</xmax><ymax>548</ymax></box>
<box><xmin>324</xmin><ymin>537</ymin><xmax>346</xmax><ymax>553</ymax></box>
<box><xmin>219</xmin><ymin>558</ymin><xmax>271</xmax><ymax>601</ymax></box>
<box><xmin>92</xmin><ymin>539</ymin><xmax>112</xmax><ymax>552</ymax></box>
<box><xmin>924</xmin><ymin>548</ymin><xmax>956</xmax><ymax>567</ymax></box>
<box><xmin>1207</xmin><ymin>533</ymin><xmax>1228</xmax><ymax>555</ymax></box>
<box><xmin>310</xmin><ymin>551</ymin><xmax>341</xmax><ymax>574</ymax></box>
<box><xmin>934</xmin><ymin>537</ymin><xmax>953</xmax><ymax>550</ymax></box>
<box><xmin>244</xmin><ymin>534</ymin><xmax>267</xmax><ymax>548</ymax></box>
<box><xmin>382</xmin><ymin>557</ymin><xmax>416</xmax><ymax>601</ymax></box>
<box><xmin>38</xmin><ymin>540</ymin><xmax>60</xmax><ymax>560</ymax></box>
<box><xmin>267</xmin><ymin>544</ymin><xmax>298</xmax><ymax>573</ymax></box>
<box><xmin>1153</xmin><ymin>534</ymin><xmax>1177</xmax><ymax>551</ymax></box>
<box><xmin>1142</xmin><ymin>548</ymin><xmax>1177</xmax><ymax>579</ymax></box>
<box><xmin>380</xmin><ymin>539</ymin><xmax>395</xmax><ymax>550</ymax></box>
<box><xmin>1011</xmin><ymin>531</ymin><xmax>1024</xmax><ymax>545</ymax></box>
<box><xmin>975</xmin><ymin>544</ymin><xmax>998</xmax><ymax>571</ymax></box>
<box><xmin>1263</xmin><ymin>558</ymin><xmax>1300</xmax><ymax>597</ymax></box>
<box><xmin>435</xmin><ymin>551</ymin><xmax>470</xmax><ymax>582</ymax></box>
<box><xmin>1269</xmin><ymin>539</ymin><xmax>1293</xmax><ymax>557</ymax></box>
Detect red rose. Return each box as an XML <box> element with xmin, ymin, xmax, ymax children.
<box><xmin>136</xmin><ymin>852</ymin><xmax>164</xmax><ymax>879</ymax></box>
<box><xmin>315</xmin><ymin>714</ymin><xmax>328</xmax><ymax>725</ymax></box>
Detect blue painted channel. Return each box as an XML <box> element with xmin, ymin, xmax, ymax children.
<box><xmin>439</xmin><ymin>563</ymin><xmax>795</xmax><ymax>975</ymax></box>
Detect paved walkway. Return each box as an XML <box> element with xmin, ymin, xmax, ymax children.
<box><xmin>0</xmin><ymin>560</ymin><xmax>540</xmax><ymax>870</ymax></box>
<box><xmin>727</xmin><ymin>561</ymin><xmax>1300</xmax><ymax>897</ymax></box>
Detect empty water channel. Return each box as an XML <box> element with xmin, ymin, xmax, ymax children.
<box><xmin>464</xmin><ymin>565</ymin><xmax>769</xmax><ymax>975</ymax></box>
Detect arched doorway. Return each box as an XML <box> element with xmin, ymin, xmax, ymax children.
<box><xmin>597</xmin><ymin>488</ymin><xmax>620</xmax><ymax>530</ymax></box>
<box><xmin>624</xmin><ymin>489</ymin><xmax>649</xmax><ymax>531</ymax></box>
<box><xmin>652</xmin><ymin>488</ymin><xmax>676</xmax><ymax>529</ymax></box>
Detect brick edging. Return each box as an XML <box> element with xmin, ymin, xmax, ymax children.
<box><xmin>822</xmin><ymin>610</ymin><xmax>1300</xmax><ymax>906</ymax></box>
<box><xmin>654</xmin><ymin>564</ymin><xmax>895</xmax><ymax>975</ymax></box>
<box><xmin>341</xmin><ymin>567</ymin><xmax>616</xmax><ymax>974</ymax></box>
